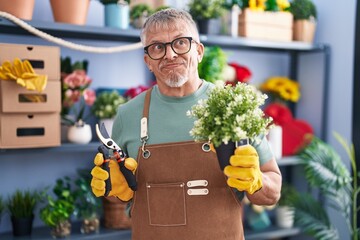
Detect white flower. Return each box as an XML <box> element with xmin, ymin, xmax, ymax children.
<box><xmin>188</xmin><ymin>82</ymin><xmax>272</xmax><ymax>147</ymax></box>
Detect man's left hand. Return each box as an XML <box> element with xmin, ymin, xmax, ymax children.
<box><xmin>224</xmin><ymin>145</ymin><xmax>263</xmax><ymax>194</ymax></box>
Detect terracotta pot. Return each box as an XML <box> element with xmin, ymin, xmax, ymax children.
<box><xmin>0</xmin><ymin>0</ymin><xmax>35</xmax><ymax>20</ymax></box>
<box><xmin>293</xmin><ymin>19</ymin><xmax>316</xmax><ymax>43</ymax></box>
<box><xmin>50</xmin><ymin>0</ymin><xmax>90</xmax><ymax>25</ymax></box>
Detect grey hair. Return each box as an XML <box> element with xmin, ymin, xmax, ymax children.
<box><xmin>140</xmin><ymin>8</ymin><xmax>199</xmax><ymax>45</ymax></box>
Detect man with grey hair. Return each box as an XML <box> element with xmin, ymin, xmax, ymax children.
<box><xmin>91</xmin><ymin>8</ymin><xmax>281</xmax><ymax>240</ymax></box>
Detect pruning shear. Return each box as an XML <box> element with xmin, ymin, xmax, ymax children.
<box><xmin>95</xmin><ymin>123</ymin><xmax>137</xmax><ymax>196</ymax></box>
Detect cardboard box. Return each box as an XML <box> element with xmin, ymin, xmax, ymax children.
<box><xmin>0</xmin><ymin>112</ymin><xmax>60</xmax><ymax>149</ymax></box>
<box><xmin>0</xmin><ymin>81</ymin><xmax>61</xmax><ymax>113</ymax></box>
<box><xmin>238</xmin><ymin>9</ymin><xmax>293</xmax><ymax>42</ymax></box>
<box><xmin>0</xmin><ymin>43</ymin><xmax>60</xmax><ymax>80</ymax></box>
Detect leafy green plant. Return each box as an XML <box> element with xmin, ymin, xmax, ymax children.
<box><xmin>130</xmin><ymin>4</ymin><xmax>152</xmax><ymax>21</ymax></box>
<box><xmin>92</xmin><ymin>90</ymin><xmax>127</xmax><ymax>119</ymax></box>
<box><xmin>222</xmin><ymin>0</ymin><xmax>244</xmax><ymax>10</ymax></box>
<box><xmin>73</xmin><ymin>169</ymin><xmax>101</xmax><ymax>220</ymax></box>
<box><xmin>40</xmin><ymin>177</ymin><xmax>75</xmax><ymax>227</ymax></box>
<box><xmin>290</xmin><ymin>0</ymin><xmax>317</xmax><ymax>20</ymax></box>
<box><xmin>0</xmin><ymin>196</ymin><xmax>4</xmax><ymax>217</ymax></box>
<box><xmin>7</xmin><ymin>190</ymin><xmax>38</xmax><ymax>218</ymax></box>
<box><xmin>188</xmin><ymin>0</ymin><xmax>225</xmax><ymax>20</ymax></box>
<box><xmin>277</xmin><ymin>183</ymin><xmax>298</xmax><ymax>207</ymax></box>
<box><xmin>294</xmin><ymin>134</ymin><xmax>358</xmax><ymax>240</ymax></box>
<box><xmin>198</xmin><ymin>46</ymin><xmax>228</xmax><ymax>83</ymax></box>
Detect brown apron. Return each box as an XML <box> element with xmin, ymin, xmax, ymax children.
<box><xmin>130</xmin><ymin>89</ymin><xmax>244</xmax><ymax>240</ymax></box>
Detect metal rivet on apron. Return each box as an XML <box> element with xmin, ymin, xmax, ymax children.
<box><xmin>202</xmin><ymin>142</ymin><xmax>211</xmax><ymax>152</ymax></box>
<box><xmin>142</xmin><ymin>149</ymin><xmax>151</xmax><ymax>159</ymax></box>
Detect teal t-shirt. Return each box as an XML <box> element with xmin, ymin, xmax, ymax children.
<box><xmin>111</xmin><ymin>81</ymin><xmax>274</xmax><ymax>165</ymax></box>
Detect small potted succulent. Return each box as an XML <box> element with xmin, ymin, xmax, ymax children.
<box><xmin>7</xmin><ymin>189</ymin><xmax>38</xmax><ymax>237</ymax></box>
<box><xmin>188</xmin><ymin>0</ymin><xmax>226</xmax><ymax>34</ymax></box>
<box><xmin>100</xmin><ymin>0</ymin><xmax>131</xmax><ymax>29</ymax></box>
<box><xmin>40</xmin><ymin>177</ymin><xmax>75</xmax><ymax>239</ymax></box>
<box><xmin>290</xmin><ymin>0</ymin><xmax>317</xmax><ymax>42</ymax></box>
<box><xmin>130</xmin><ymin>3</ymin><xmax>153</xmax><ymax>29</ymax></box>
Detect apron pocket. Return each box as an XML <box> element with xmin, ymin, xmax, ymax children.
<box><xmin>146</xmin><ymin>182</ymin><xmax>186</xmax><ymax>226</ymax></box>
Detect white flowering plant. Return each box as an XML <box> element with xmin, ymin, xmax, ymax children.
<box><xmin>187</xmin><ymin>81</ymin><xmax>273</xmax><ymax>147</ymax></box>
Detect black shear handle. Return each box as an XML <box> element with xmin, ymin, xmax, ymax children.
<box><xmin>98</xmin><ymin>145</ymin><xmax>112</xmax><ymax>197</ymax></box>
<box><xmin>118</xmin><ymin>161</ymin><xmax>137</xmax><ymax>191</ymax></box>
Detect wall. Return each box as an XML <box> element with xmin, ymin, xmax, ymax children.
<box><xmin>0</xmin><ymin>0</ymin><xmax>357</xmax><ymax>238</ymax></box>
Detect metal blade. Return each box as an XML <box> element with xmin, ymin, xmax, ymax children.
<box><xmin>95</xmin><ymin>123</ymin><xmax>110</xmax><ymax>146</ymax></box>
<box><xmin>99</xmin><ymin>122</ymin><xmax>111</xmax><ymax>139</ymax></box>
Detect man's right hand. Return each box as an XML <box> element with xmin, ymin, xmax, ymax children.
<box><xmin>91</xmin><ymin>153</ymin><xmax>137</xmax><ymax>202</ymax></box>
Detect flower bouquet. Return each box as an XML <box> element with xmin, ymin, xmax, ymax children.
<box><xmin>61</xmin><ymin>57</ymin><xmax>96</xmax><ymax>127</ymax></box>
<box><xmin>92</xmin><ymin>90</ymin><xmax>127</xmax><ymax>120</ymax></box>
<box><xmin>187</xmin><ymin>81</ymin><xmax>272</xmax><ymax>169</ymax></box>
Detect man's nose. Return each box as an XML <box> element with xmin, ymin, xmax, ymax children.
<box><xmin>164</xmin><ymin>44</ymin><xmax>177</xmax><ymax>59</ymax></box>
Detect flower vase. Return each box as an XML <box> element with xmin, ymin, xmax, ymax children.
<box><xmin>214</xmin><ymin>139</ymin><xmax>249</xmax><ymax>170</ymax></box>
<box><xmin>275</xmin><ymin>206</ymin><xmax>294</xmax><ymax>228</ymax></box>
<box><xmin>67</xmin><ymin>120</ymin><xmax>92</xmax><ymax>144</ymax></box>
<box><xmin>11</xmin><ymin>215</ymin><xmax>34</xmax><ymax>237</ymax></box>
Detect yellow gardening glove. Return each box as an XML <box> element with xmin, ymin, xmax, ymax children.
<box><xmin>90</xmin><ymin>153</ymin><xmax>137</xmax><ymax>202</ymax></box>
<box><xmin>224</xmin><ymin>144</ymin><xmax>263</xmax><ymax>194</ymax></box>
<box><xmin>0</xmin><ymin>58</ymin><xmax>47</xmax><ymax>92</ymax></box>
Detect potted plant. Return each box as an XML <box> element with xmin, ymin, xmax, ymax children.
<box><xmin>40</xmin><ymin>177</ymin><xmax>75</xmax><ymax>239</ymax></box>
<box><xmin>187</xmin><ymin>81</ymin><xmax>272</xmax><ymax>169</ymax></box>
<box><xmin>100</xmin><ymin>0</ymin><xmax>131</xmax><ymax>29</ymax></box>
<box><xmin>73</xmin><ymin>169</ymin><xmax>102</xmax><ymax>234</ymax></box>
<box><xmin>60</xmin><ymin>57</ymin><xmax>96</xmax><ymax>144</ymax></box>
<box><xmin>0</xmin><ymin>0</ymin><xmax>35</xmax><ymax>20</ymax></box>
<box><xmin>50</xmin><ymin>0</ymin><xmax>90</xmax><ymax>25</ymax></box>
<box><xmin>130</xmin><ymin>3</ymin><xmax>153</xmax><ymax>29</ymax></box>
<box><xmin>291</xmin><ymin>134</ymin><xmax>358</xmax><ymax>240</ymax></box>
<box><xmin>274</xmin><ymin>183</ymin><xmax>297</xmax><ymax>228</ymax></box>
<box><xmin>289</xmin><ymin>0</ymin><xmax>317</xmax><ymax>42</ymax></box>
<box><xmin>6</xmin><ymin>189</ymin><xmax>38</xmax><ymax>237</ymax></box>
<box><xmin>188</xmin><ymin>0</ymin><xmax>226</xmax><ymax>34</ymax></box>
<box><xmin>92</xmin><ymin>90</ymin><xmax>127</xmax><ymax>132</ymax></box>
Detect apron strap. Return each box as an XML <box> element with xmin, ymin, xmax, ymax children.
<box><xmin>140</xmin><ymin>88</ymin><xmax>153</xmax><ymax>158</ymax></box>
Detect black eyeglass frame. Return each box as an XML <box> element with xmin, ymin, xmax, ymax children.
<box><xmin>144</xmin><ymin>37</ymin><xmax>198</xmax><ymax>60</ymax></box>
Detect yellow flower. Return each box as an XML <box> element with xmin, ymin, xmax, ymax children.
<box><xmin>260</xmin><ymin>76</ymin><xmax>301</xmax><ymax>103</ymax></box>
<box><xmin>277</xmin><ymin>0</ymin><xmax>290</xmax><ymax>11</ymax></box>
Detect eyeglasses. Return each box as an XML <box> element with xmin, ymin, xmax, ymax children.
<box><xmin>144</xmin><ymin>37</ymin><xmax>198</xmax><ymax>60</ymax></box>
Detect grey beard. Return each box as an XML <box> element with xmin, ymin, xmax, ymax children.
<box><xmin>165</xmin><ymin>75</ymin><xmax>187</xmax><ymax>87</ymax></box>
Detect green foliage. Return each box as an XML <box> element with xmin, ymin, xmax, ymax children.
<box><xmin>130</xmin><ymin>4</ymin><xmax>153</xmax><ymax>20</ymax></box>
<box><xmin>73</xmin><ymin>169</ymin><xmax>101</xmax><ymax>220</ymax></box>
<box><xmin>222</xmin><ymin>0</ymin><xmax>244</xmax><ymax>10</ymax></box>
<box><xmin>277</xmin><ymin>183</ymin><xmax>298</xmax><ymax>206</ymax></box>
<box><xmin>188</xmin><ymin>0</ymin><xmax>225</xmax><ymax>20</ymax></box>
<box><xmin>92</xmin><ymin>90</ymin><xmax>127</xmax><ymax>119</ymax></box>
<box><xmin>198</xmin><ymin>46</ymin><xmax>228</xmax><ymax>83</ymax></box>
<box><xmin>40</xmin><ymin>177</ymin><xmax>75</xmax><ymax>227</ymax></box>
<box><xmin>188</xmin><ymin>81</ymin><xmax>271</xmax><ymax>147</ymax></box>
<box><xmin>290</xmin><ymin>0</ymin><xmax>317</xmax><ymax>20</ymax></box>
<box><xmin>154</xmin><ymin>5</ymin><xmax>170</xmax><ymax>13</ymax></box>
<box><xmin>266</xmin><ymin>0</ymin><xmax>279</xmax><ymax>11</ymax></box>
<box><xmin>0</xmin><ymin>196</ymin><xmax>4</xmax><ymax>215</ymax></box>
<box><xmin>291</xmin><ymin>193</ymin><xmax>340</xmax><ymax>240</ymax></box>
<box><xmin>296</xmin><ymin>135</ymin><xmax>359</xmax><ymax>240</ymax></box>
<box><xmin>60</xmin><ymin>56</ymin><xmax>88</xmax><ymax>73</ymax></box>
<box><xmin>7</xmin><ymin>190</ymin><xmax>38</xmax><ymax>218</ymax></box>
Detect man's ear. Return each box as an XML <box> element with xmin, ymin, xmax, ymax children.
<box><xmin>144</xmin><ymin>55</ymin><xmax>153</xmax><ymax>72</ymax></box>
<box><xmin>197</xmin><ymin>43</ymin><xmax>205</xmax><ymax>63</ymax></box>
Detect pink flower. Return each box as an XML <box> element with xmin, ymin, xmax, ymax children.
<box><xmin>83</xmin><ymin>89</ymin><xmax>96</xmax><ymax>106</ymax></box>
<box><xmin>124</xmin><ymin>85</ymin><xmax>149</xmax><ymax>99</ymax></box>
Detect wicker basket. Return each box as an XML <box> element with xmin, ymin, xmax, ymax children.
<box><xmin>102</xmin><ymin>196</ymin><xmax>131</xmax><ymax>229</ymax></box>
